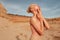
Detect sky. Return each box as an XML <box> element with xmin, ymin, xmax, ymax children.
<box><xmin>0</xmin><ymin>0</ymin><xmax>60</xmax><ymax>18</ymax></box>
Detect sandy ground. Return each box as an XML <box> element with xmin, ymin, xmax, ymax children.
<box><xmin>0</xmin><ymin>17</ymin><xmax>31</xmax><ymax>40</ymax></box>
<box><xmin>0</xmin><ymin>16</ymin><xmax>60</xmax><ymax>40</ymax></box>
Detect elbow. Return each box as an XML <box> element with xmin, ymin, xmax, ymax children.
<box><xmin>45</xmin><ymin>23</ymin><xmax>50</xmax><ymax>29</ymax></box>
<box><xmin>39</xmin><ymin>30</ymin><xmax>43</xmax><ymax>36</ymax></box>
<box><xmin>46</xmin><ymin>26</ymin><xmax>50</xmax><ymax>29</ymax></box>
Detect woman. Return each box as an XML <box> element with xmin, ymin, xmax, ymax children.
<box><xmin>27</xmin><ymin>4</ymin><xmax>50</xmax><ymax>40</ymax></box>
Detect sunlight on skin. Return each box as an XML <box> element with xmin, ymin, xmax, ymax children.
<box><xmin>27</xmin><ymin>4</ymin><xmax>50</xmax><ymax>40</ymax></box>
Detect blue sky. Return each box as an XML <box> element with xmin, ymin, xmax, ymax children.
<box><xmin>0</xmin><ymin>0</ymin><xmax>60</xmax><ymax>18</ymax></box>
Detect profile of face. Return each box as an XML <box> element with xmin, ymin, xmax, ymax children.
<box><xmin>27</xmin><ymin>4</ymin><xmax>40</xmax><ymax>14</ymax></box>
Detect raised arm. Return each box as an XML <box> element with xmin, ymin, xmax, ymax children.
<box><xmin>42</xmin><ymin>17</ymin><xmax>50</xmax><ymax>29</ymax></box>
<box><xmin>37</xmin><ymin>10</ymin><xmax>50</xmax><ymax>29</ymax></box>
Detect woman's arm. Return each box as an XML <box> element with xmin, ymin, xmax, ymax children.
<box><xmin>37</xmin><ymin>13</ymin><xmax>50</xmax><ymax>29</ymax></box>
<box><xmin>36</xmin><ymin>14</ymin><xmax>44</xmax><ymax>31</ymax></box>
<box><xmin>42</xmin><ymin>17</ymin><xmax>50</xmax><ymax>29</ymax></box>
<box><xmin>37</xmin><ymin>9</ymin><xmax>50</xmax><ymax>29</ymax></box>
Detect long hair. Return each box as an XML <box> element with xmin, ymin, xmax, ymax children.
<box><xmin>27</xmin><ymin>4</ymin><xmax>41</xmax><ymax>13</ymax></box>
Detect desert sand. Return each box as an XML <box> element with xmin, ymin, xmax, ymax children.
<box><xmin>0</xmin><ymin>3</ymin><xmax>60</xmax><ymax>40</ymax></box>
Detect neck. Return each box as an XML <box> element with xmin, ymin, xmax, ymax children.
<box><xmin>32</xmin><ymin>14</ymin><xmax>36</xmax><ymax>17</ymax></box>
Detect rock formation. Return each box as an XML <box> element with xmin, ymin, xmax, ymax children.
<box><xmin>0</xmin><ymin>3</ymin><xmax>7</xmax><ymax>16</ymax></box>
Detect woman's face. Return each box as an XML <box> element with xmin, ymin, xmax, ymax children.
<box><xmin>30</xmin><ymin>5</ymin><xmax>39</xmax><ymax>13</ymax></box>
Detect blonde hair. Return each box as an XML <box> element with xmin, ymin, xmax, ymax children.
<box><xmin>27</xmin><ymin>4</ymin><xmax>40</xmax><ymax>13</ymax></box>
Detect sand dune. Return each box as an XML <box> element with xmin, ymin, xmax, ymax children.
<box><xmin>0</xmin><ymin>3</ymin><xmax>60</xmax><ymax>40</ymax></box>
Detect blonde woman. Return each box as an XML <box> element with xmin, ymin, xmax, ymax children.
<box><xmin>27</xmin><ymin>4</ymin><xmax>50</xmax><ymax>40</ymax></box>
